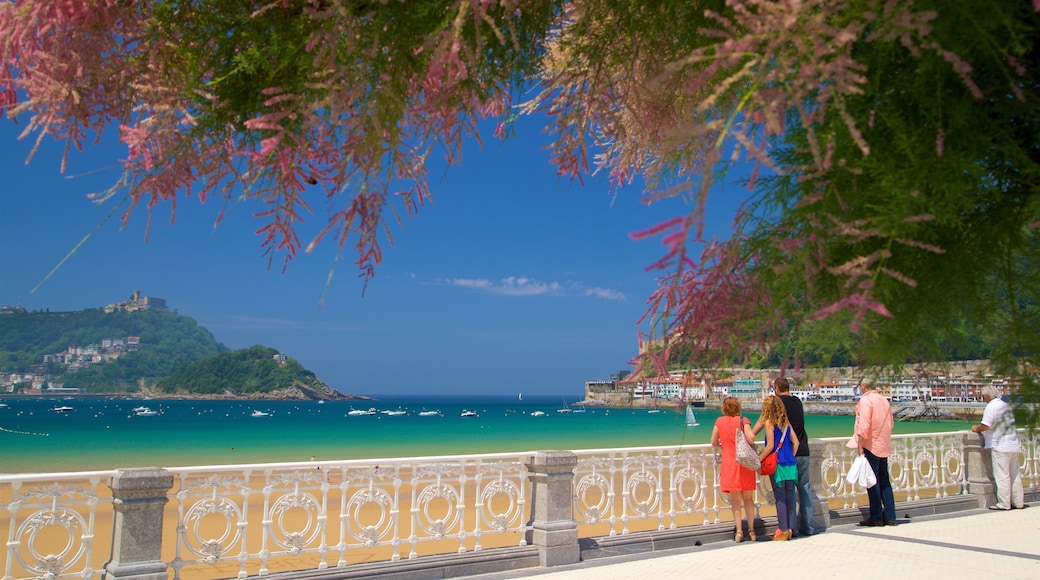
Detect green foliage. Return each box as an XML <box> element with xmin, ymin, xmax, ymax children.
<box><xmin>157</xmin><ymin>345</ymin><xmax>318</xmax><ymax>395</ymax></box>
<box><xmin>734</xmin><ymin>0</ymin><xmax>1040</xmax><ymax>372</ymax></box>
<box><xmin>0</xmin><ymin>309</ymin><xmax>226</xmax><ymax>393</ymax></box>
<box><xmin>147</xmin><ymin>0</ymin><xmax>556</xmax><ymax>146</ymax></box>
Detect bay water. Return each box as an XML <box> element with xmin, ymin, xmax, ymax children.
<box><xmin>0</xmin><ymin>396</ymin><xmax>974</xmax><ymax>474</ymax></box>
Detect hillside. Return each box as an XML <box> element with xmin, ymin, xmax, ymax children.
<box><xmin>0</xmin><ymin>307</ymin><xmax>359</xmax><ymax>399</ymax></box>
<box><xmin>153</xmin><ymin>345</ymin><xmax>364</xmax><ymax>400</ymax></box>
<box><xmin>0</xmin><ymin>308</ymin><xmax>226</xmax><ymax>393</ymax></box>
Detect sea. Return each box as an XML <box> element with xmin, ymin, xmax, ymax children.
<box><xmin>0</xmin><ymin>395</ymin><xmax>975</xmax><ymax>474</ymax></box>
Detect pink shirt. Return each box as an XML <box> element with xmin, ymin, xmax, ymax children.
<box><xmin>854</xmin><ymin>390</ymin><xmax>894</xmax><ymax>457</ymax></box>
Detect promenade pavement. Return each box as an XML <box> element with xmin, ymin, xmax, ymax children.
<box><xmin>476</xmin><ymin>507</ymin><xmax>1039</xmax><ymax>580</ymax></box>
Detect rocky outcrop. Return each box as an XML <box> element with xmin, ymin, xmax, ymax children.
<box><xmin>138</xmin><ymin>379</ymin><xmax>370</xmax><ymax>401</ymax></box>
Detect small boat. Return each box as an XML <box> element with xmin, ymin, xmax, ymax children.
<box><xmin>418</xmin><ymin>410</ymin><xmax>441</xmax><ymax>416</ymax></box>
<box><xmin>347</xmin><ymin>408</ymin><xmax>376</xmax><ymax>416</ymax></box>
<box><xmin>317</xmin><ymin>399</ymin><xmax>325</xmax><ymax>405</ymax></box>
<box><xmin>572</xmin><ymin>403</ymin><xmax>587</xmax><ymax>413</ymax></box>
<box><xmin>647</xmin><ymin>409</ymin><xmax>662</xmax><ymax>414</ymax></box>
<box><xmin>686</xmin><ymin>405</ymin><xmax>700</xmax><ymax>427</ymax></box>
<box><xmin>132</xmin><ymin>406</ymin><xmax>150</xmax><ymax>413</ymax></box>
<box><xmin>51</xmin><ymin>405</ymin><xmax>74</xmax><ymax>413</ymax></box>
<box><xmin>459</xmin><ymin>410</ymin><xmax>478</xmax><ymax>418</ymax></box>
<box><xmin>531</xmin><ymin>411</ymin><xmax>547</xmax><ymax>417</ymax></box>
<box><xmin>381</xmin><ymin>410</ymin><xmax>406</xmax><ymax>416</ymax></box>
<box><xmin>135</xmin><ymin>407</ymin><xmax>158</xmax><ymax>417</ymax></box>
<box><xmin>250</xmin><ymin>410</ymin><xmax>271</xmax><ymax>418</ymax></box>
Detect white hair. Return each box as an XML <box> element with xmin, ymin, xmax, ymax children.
<box><xmin>981</xmin><ymin>385</ymin><xmax>1002</xmax><ymax>400</ymax></box>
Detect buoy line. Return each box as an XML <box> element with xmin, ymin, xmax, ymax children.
<box><xmin>0</xmin><ymin>425</ymin><xmax>50</xmax><ymax>436</ymax></box>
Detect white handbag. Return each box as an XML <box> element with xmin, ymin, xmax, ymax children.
<box><xmin>845</xmin><ymin>454</ymin><xmax>878</xmax><ymax>488</ymax></box>
<box><xmin>734</xmin><ymin>418</ymin><xmax>761</xmax><ymax>471</ymax></box>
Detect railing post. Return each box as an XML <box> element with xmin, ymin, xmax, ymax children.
<box><xmin>807</xmin><ymin>439</ymin><xmax>831</xmax><ymax>531</ymax></box>
<box><xmin>964</xmin><ymin>432</ymin><xmax>996</xmax><ymax>508</ymax></box>
<box><xmin>525</xmin><ymin>451</ymin><xmax>580</xmax><ymax>567</ymax></box>
<box><xmin>104</xmin><ymin>467</ymin><xmax>174</xmax><ymax>580</ymax></box>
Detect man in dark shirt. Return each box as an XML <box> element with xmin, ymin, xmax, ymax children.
<box><xmin>773</xmin><ymin>377</ymin><xmax>822</xmax><ymax>536</ymax></box>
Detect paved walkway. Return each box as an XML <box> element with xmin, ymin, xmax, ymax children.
<box><xmin>477</xmin><ymin>507</ymin><xmax>1039</xmax><ymax>580</ymax></box>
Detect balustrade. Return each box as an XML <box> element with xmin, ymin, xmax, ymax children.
<box><xmin>2</xmin><ymin>431</ymin><xmax>1038</xmax><ymax>580</ymax></box>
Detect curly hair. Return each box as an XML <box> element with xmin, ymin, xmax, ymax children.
<box><xmin>760</xmin><ymin>395</ymin><xmax>789</xmax><ymax>428</ymax></box>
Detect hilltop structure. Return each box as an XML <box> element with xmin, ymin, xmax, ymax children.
<box><xmin>104</xmin><ymin>289</ymin><xmax>168</xmax><ymax>313</ymax></box>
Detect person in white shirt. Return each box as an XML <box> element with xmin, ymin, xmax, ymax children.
<box><xmin>971</xmin><ymin>385</ymin><xmax>1025</xmax><ymax>510</ymax></box>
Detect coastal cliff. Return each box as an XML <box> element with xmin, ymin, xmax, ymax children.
<box><xmin>139</xmin><ymin>378</ymin><xmax>370</xmax><ymax>401</ymax></box>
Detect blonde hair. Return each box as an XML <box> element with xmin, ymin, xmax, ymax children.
<box><xmin>760</xmin><ymin>395</ymin><xmax>789</xmax><ymax>428</ymax></box>
<box><xmin>721</xmin><ymin>397</ymin><xmax>742</xmax><ymax>417</ymax></box>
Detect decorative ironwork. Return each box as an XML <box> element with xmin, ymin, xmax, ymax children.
<box><xmin>1</xmin><ymin>472</ymin><xmax>112</xmax><ymax>580</ymax></box>
<box><xmin>4</xmin><ymin>431</ymin><xmax>1038</xmax><ymax>579</ymax></box>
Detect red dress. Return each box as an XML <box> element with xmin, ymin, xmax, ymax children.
<box><xmin>715</xmin><ymin>415</ymin><xmax>758</xmax><ymax>493</ymax></box>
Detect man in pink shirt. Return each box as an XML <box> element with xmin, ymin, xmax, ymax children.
<box><xmin>853</xmin><ymin>380</ymin><xmax>896</xmax><ymax>526</ymax></box>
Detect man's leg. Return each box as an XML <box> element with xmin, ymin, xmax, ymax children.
<box><xmin>1009</xmin><ymin>451</ymin><xmax>1025</xmax><ymax>508</ymax></box>
<box><xmin>795</xmin><ymin>456</ymin><xmax>818</xmax><ymax>535</ymax></box>
<box><xmin>876</xmin><ymin>455</ymin><xmax>897</xmax><ymax>523</ymax></box>
<box><xmin>991</xmin><ymin>450</ymin><xmax>1012</xmax><ymax>509</ymax></box>
<box><xmin>863</xmin><ymin>450</ymin><xmax>884</xmax><ymax>523</ymax></box>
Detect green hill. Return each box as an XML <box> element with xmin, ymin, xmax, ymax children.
<box><xmin>0</xmin><ymin>307</ymin><xmax>356</xmax><ymax>398</ymax></box>
<box><xmin>0</xmin><ymin>308</ymin><xmax>225</xmax><ymax>393</ymax></box>
<box><xmin>154</xmin><ymin>345</ymin><xmax>356</xmax><ymax>400</ymax></box>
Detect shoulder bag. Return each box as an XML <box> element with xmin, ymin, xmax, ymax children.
<box><xmin>759</xmin><ymin>425</ymin><xmax>788</xmax><ymax>476</ymax></box>
<box><xmin>734</xmin><ymin>417</ymin><xmax>761</xmax><ymax>471</ymax></box>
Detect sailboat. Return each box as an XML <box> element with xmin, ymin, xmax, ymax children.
<box><xmin>685</xmin><ymin>405</ymin><xmax>700</xmax><ymax>427</ymax></box>
<box><xmin>518</xmin><ymin>392</ymin><xmax>523</xmax><ymax>401</ymax></box>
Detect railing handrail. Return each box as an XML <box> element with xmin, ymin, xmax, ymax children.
<box><xmin>163</xmin><ymin>449</ymin><xmax>540</xmax><ymax>475</ymax></box>
<box><xmin>0</xmin><ymin>430</ymin><xmax>984</xmax><ymax>481</ymax></box>
<box><xmin>0</xmin><ymin>468</ymin><xmax>118</xmax><ymax>483</ymax></box>
<box><xmin>4</xmin><ymin>428</ymin><xmax>1034</xmax><ymax>580</ymax></box>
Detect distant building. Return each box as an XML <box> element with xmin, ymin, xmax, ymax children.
<box><xmin>105</xmin><ymin>290</ymin><xmax>168</xmax><ymax>313</ymax></box>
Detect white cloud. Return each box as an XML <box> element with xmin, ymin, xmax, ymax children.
<box><xmin>583</xmin><ymin>287</ymin><xmax>626</xmax><ymax>301</ymax></box>
<box><xmin>440</xmin><ymin>276</ymin><xmax>624</xmax><ymax>300</ymax></box>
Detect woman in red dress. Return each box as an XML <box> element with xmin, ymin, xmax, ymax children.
<box><xmin>711</xmin><ymin>396</ymin><xmax>759</xmax><ymax>542</ymax></box>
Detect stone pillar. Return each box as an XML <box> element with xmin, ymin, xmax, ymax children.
<box><xmin>964</xmin><ymin>432</ymin><xmax>996</xmax><ymax>508</ymax></box>
<box><xmin>105</xmin><ymin>468</ymin><xmax>175</xmax><ymax>580</ymax></box>
<box><xmin>807</xmin><ymin>441</ymin><xmax>830</xmax><ymax>531</ymax></box>
<box><xmin>525</xmin><ymin>451</ymin><xmax>580</xmax><ymax>567</ymax></box>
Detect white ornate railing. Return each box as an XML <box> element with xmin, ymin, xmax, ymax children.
<box><xmin>1</xmin><ymin>469</ymin><xmax>117</xmax><ymax>580</ymax></box>
<box><xmin>2</xmin><ymin>430</ymin><xmax>1039</xmax><ymax>580</ymax></box>
<box><xmin>568</xmin><ymin>430</ymin><xmax>1040</xmax><ymax>534</ymax></box>
<box><xmin>167</xmin><ymin>453</ymin><xmax>534</xmax><ymax>579</ymax></box>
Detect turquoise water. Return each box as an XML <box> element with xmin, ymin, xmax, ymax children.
<box><xmin>0</xmin><ymin>396</ymin><xmax>974</xmax><ymax>474</ymax></box>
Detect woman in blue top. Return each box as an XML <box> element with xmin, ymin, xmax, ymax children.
<box><xmin>756</xmin><ymin>395</ymin><xmax>801</xmax><ymax>541</ymax></box>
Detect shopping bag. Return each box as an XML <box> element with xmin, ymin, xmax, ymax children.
<box><xmin>735</xmin><ymin>426</ymin><xmax>761</xmax><ymax>471</ymax></box>
<box><xmin>845</xmin><ymin>454</ymin><xmax>877</xmax><ymax>488</ymax></box>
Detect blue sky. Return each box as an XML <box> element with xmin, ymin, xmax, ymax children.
<box><xmin>0</xmin><ymin>114</ymin><xmax>745</xmax><ymax>398</ymax></box>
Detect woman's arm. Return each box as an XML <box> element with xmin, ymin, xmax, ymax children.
<box><xmin>711</xmin><ymin>424</ymin><xmax>720</xmax><ymax>447</ymax></box>
<box><xmin>742</xmin><ymin>418</ymin><xmax>756</xmax><ymax>444</ymax></box>
<box><xmin>751</xmin><ymin>415</ymin><xmax>765</xmax><ymax>436</ymax></box>
<box><xmin>759</xmin><ymin>421</ymin><xmax>774</xmax><ymax>461</ymax></box>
